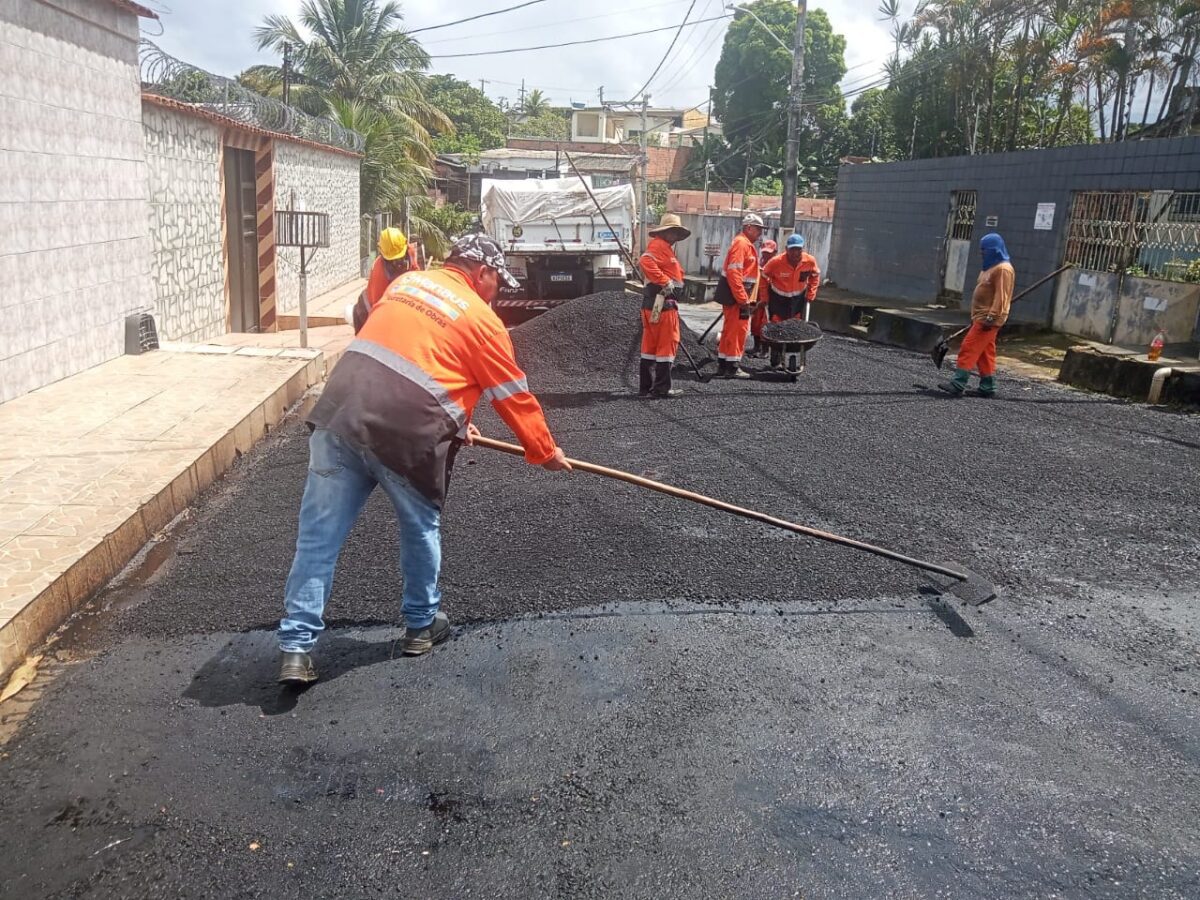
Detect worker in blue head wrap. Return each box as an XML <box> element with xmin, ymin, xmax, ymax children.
<box><xmin>940</xmin><ymin>233</ymin><xmax>1015</xmax><ymax>397</ymax></box>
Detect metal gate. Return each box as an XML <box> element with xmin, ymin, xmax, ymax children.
<box><xmin>942</xmin><ymin>190</ymin><xmax>977</xmax><ymax>298</ymax></box>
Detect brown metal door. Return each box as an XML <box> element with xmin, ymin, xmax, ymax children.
<box><xmin>224</xmin><ymin>148</ymin><xmax>260</xmax><ymax>332</ymax></box>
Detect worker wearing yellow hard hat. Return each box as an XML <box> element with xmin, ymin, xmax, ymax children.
<box><xmin>351</xmin><ymin>227</ymin><xmax>424</xmax><ymax>332</ymax></box>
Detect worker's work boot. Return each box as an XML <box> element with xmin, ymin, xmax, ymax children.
<box><xmin>974</xmin><ymin>375</ymin><xmax>997</xmax><ymax>398</ymax></box>
<box><xmin>730</xmin><ymin>364</ymin><xmax>751</xmax><ymax>380</ymax></box>
<box><xmin>278</xmin><ymin>651</ymin><xmax>318</xmax><ymax>685</ymax></box>
<box><xmin>402</xmin><ymin>612</ymin><xmax>452</xmax><ymax>656</ymax></box>
<box><xmin>715</xmin><ymin>360</ymin><xmax>730</xmax><ymax>378</ymax></box>
<box><xmin>938</xmin><ymin>367</ymin><xmax>970</xmax><ymax>396</ymax></box>
<box><xmin>653</xmin><ymin>389</ymin><xmax>683</xmax><ymax>399</ymax></box>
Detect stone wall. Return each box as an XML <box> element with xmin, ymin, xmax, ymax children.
<box><xmin>0</xmin><ymin>0</ymin><xmax>153</xmax><ymax>403</ymax></box>
<box><xmin>273</xmin><ymin>143</ymin><xmax>361</xmax><ymax>313</ymax></box>
<box><xmin>141</xmin><ymin>103</ymin><xmax>225</xmax><ymax>342</ymax></box>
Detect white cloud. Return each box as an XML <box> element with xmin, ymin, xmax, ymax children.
<box><xmin>145</xmin><ymin>0</ymin><xmax>900</xmax><ymax>112</ymax></box>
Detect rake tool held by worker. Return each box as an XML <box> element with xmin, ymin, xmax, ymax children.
<box><xmin>473</xmin><ymin>437</ymin><xmax>997</xmax><ymax>606</ymax></box>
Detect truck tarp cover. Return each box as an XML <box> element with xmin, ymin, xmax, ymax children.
<box><xmin>481</xmin><ymin>180</ymin><xmax>635</xmax><ymax>231</ymax></box>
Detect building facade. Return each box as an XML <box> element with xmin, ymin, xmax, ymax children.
<box><xmin>1</xmin><ymin>1</ymin><xmax>364</xmax><ymax>403</ymax></box>
<box><xmin>828</xmin><ymin>138</ymin><xmax>1200</xmax><ymax>345</ymax></box>
<box><xmin>1</xmin><ymin>0</ymin><xmax>158</xmax><ymax>403</ymax></box>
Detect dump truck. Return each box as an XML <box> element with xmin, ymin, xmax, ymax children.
<box><xmin>480</xmin><ymin>178</ymin><xmax>635</xmax><ymax>323</ymax></box>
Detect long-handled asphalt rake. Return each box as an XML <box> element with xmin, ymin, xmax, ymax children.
<box><xmin>474</xmin><ymin>437</ymin><xmax>997</xmax><ymax>605</ymax></box>
<box><xmin>931</xmin><ymin>265</ymin><xmax>1073</xmax><ymax>369</ymax></box>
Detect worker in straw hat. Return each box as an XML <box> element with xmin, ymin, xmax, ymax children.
<box><xmin>639</xmin><ymin>213</ymin><xmax>691</xmax><ymax>398</ymax></box>
<box><xmin>713</xmin><ymin>213</ymin><xmax>765</xmax><ymax>378</ymax></box>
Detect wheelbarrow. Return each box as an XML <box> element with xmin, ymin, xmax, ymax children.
<box><xmin>759</xmin><ymin>319</ymin><xmax>823</xmax><ymax>382</ymax></box>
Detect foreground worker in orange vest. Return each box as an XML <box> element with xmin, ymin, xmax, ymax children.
<box><xmin>715</xmin><ymin>213</ymin><xmax>764</xmax><ymax>378</ymax></box>
<box><xmin>278</xmin><ymin>234</ymin><xmax>572</xmax><ymax>685</ymax></box>
<box><xmin>639</xmin><ymin>213</ymin><xmax>691</xmax><ymax>398</ymax></box>
<box><xmin>762</xmin><ymin>233</ymin><xmax>821</xmax><ymax>369</ymax></box>
<box><xmin>939</xmin><ymin>232</ymin><xmax>1015</xmax><ymax>398</ymax></box>
<box><xmin>748</xmin><ymin>239</ymin><xmax>777</xmax><ymax>358</ymax></box>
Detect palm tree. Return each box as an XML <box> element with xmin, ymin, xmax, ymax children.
<box><xmin>251</xmin><ymin>0</ymin><xmax>453</xmax><ymax>246</ymax></box>
<box><xmin>522</xmin><ymin>88</ymin><xmax>551</xmax><ymax>117</ymax></box>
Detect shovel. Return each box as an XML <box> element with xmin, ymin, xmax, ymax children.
<box><xmin>473</xmin><ymin>437</ymin><xmax>997</xmax><ymax>606</ymax></box>
<box><xmin>931</xmin><ymin>265</ymin><xmax>1073</xmax><ymax>369</ymax></box>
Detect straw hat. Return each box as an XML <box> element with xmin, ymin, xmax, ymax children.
<box><xmin>648</xmin><ymin>213</ymin><xmax>692</xmax><ymax>238</ymax></box>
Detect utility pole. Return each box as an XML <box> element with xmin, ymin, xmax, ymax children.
<box><xmin>479</xmin><ymin>78</ymin><xmax>487</xmax><ymax>95</ymax></box>
<box><xmin>519</xmin><ymin>79</ymin><xmax>527</xmax><ymax>111</ymax></box>
<box><xmin>639</xmin><ymin>93</ymin><xmax>649</xmax><ymax>254</ymax></box>
<box><xmin>702</xmin><ymin>85</ymin><xmax>713</xmax><ymax>212</ymax></box>
<box><xmin>779</xmin><ymin>0</ymin><xmax>807</xmax><ymax>235</ymax></box>
<box><xmin>742</xmin><ymin>143</ymin><xmax>752</xmax><ymax>213</ymax></box>
<box><xmin>282</xmin><ymin>42</ymin><xmax>292</xmax><ymax>106</ymax></box>
<box><xmin>598</xmin><ymin>86</ymin><xmax>604</xmax><ymax>105</ymax></box>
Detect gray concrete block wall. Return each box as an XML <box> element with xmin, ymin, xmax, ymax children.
<box><xmin>141</xmin><ymin>104</ymin><xmax>226</xmax><ymax>343</ymax></box>
<box><xmin>0</xmin><ymin>0</ymin><xmax>153</xmax><ymax>403</ymax></box>
<box><xmin>274</xmin><ymin>143</ymin><xmax>361</xmax><ymax>313</ymax></box>
<box><xmin>828</xmin><ymin>137</ymin><xmax>1200</xmax><ymax>326</ymax></box>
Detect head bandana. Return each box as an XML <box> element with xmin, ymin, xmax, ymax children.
<box><xmin>980</xmin><ymin>233</ymin><xmax>1010</xmax><ymax>270</ymax></box>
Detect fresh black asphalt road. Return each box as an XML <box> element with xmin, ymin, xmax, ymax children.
<box><xmin>2</xmin><ymin>298</ymin><xmax>1199</xmax><ymax>899</ymax></box>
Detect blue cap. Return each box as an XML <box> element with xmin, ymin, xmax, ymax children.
<box><xmin>786</xmin><ymin>233</ymin><xmax>805</xmax><ymax>249</ymax></box>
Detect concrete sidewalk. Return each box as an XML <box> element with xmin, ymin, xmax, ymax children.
<box><xmin>0</xmin><ymin>329</ymin><xmax>351</xmax><ymax>682</ymax></box>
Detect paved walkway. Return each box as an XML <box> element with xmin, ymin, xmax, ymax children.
<box><xmin>0</xmin><ymin>274</ymin><xmax>357</xmax><ymax>683</ymax></box>
<box><xmin>276</xmin><ymin>277</ymin><xmax>365</xmax><ymax>330</ymax></box>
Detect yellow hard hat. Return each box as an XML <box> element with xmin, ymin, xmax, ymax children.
<box><xmin>378</xmin><ymin>227</ymin><xmax>409</xmax><ymax>261</ymax></box>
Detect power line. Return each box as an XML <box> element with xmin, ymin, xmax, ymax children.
<box><xmin>421</xmin><ymin>0</ymin><xmax>693</xmax><ymax>45</ymax></box>
<box><xmin>407</xmin><ymin>0</ymin><xmax>551</xmax><ymax>35</ymax></box>
<box><xmin>429</xmin><ymin>14</ymin><xmax>731</xmax><ymax>59</ymax></box>
<box><xmin>631</xmin><ymin>0</ymin><xmax>698</xmax><ymax>100</ymax></box>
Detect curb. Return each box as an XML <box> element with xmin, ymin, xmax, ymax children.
<box><xmin>0</xmin><ymin>351</ymin><xmax>337</xmax><ymax>683</ymax></box>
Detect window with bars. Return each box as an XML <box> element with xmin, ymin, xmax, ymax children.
<box><xmin>949</xmin><ymin>190</ymin><xmax>977</xmax><ymax>241</ymax></box>
<box><xmin>1063</xmin><ymin>190</ymin><xmax>1200</xmax><ymax>283</ymax></box>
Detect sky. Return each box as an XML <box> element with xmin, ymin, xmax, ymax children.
<box><xmin>145</xmin><ymin>0</ymin><xmax>910</xmax><ymax>114</ymax></box>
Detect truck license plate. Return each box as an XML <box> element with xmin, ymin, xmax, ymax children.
<box><xmin>550</xmin><ymin>274</ymin><xmax>573</xmax><ymax>282</ymax></box>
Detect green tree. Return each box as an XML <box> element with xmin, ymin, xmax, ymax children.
<box><xmin>712</xmin><ymin>2</ymin><xmax>848</xmax><ymax>193</ymax></box>
<box><xmin>250</xmin><ymin>0</ymin><xmax>451</xmax><ymax>246</ymax></box>
<box><xmin>522</xmin><ymin>88</ymin><xmax>551</xmax><ymax>116</ymax></box>
<box><xmin>509</xmin><ymin>109</ymin><xmax>570</xmax><ymax>140</ymax></box>
<box><xmin>845</xmin><ymin>88</ymin><xmax>898</xmax><ymax>159</ymax></box>
<box><xmin>424</xmin><ymin>75</ymin><xmax>507</xmax><ymax>156</ymax></box>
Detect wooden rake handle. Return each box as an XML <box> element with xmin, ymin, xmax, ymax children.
<box><xmin>472</xmin><ymin>436</ymin><xmax>969</xmax><ymax>584</ymax></box>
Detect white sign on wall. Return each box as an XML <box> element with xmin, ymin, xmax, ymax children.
<box><xmin>1034</xmin><ymin>203</ymin><xmax>1056</xmax><ymax>230</ymax></box>
<box><xmin>1144</xmin><ymin>296</ymin><xmax>1169</xmax><ymax>312</ymax></box>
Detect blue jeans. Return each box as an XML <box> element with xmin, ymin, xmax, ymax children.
<box><xmin>278</xmin><ymin>428</ymin><xmax>442</xmax><ymax>653</ymax></box>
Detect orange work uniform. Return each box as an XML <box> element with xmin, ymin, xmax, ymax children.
<box><xmin>749</xmin><ymin>249</ymin><xmax>776</xmax><ymax>352</ymax></box>
<box><xmin>309</xmin><ymin>267</ymin><xmax>557</xmax><ymax>507</ymax></box>
<box><xmin>367</xmin><ymin>247</ymin><xmax>423</xmax><ymax>307</ymax></box>
<box><xmin>638</xmin><ymin>236</ymin><xmax>684</xmax><ymax>396</ymax></box>
<box><xmin>717</xmin><ymin>232</ymin><xmax>759</xmax><ymax>364</ymax></box>
<box><xmin>762</xmin><ymin>251</ymin><xmax>820</xmax><ymax>321</ymax></box>
<box><xmin>956</xmin><ymin>261</ymin><xmax>1015</xmax><ymax>378</ymax></box>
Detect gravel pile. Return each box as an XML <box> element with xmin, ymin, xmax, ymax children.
<box><xmin>762</xmin><ymin>319</ymin><xmax>823</xmax><ymax>343</ymax></box>
<box><xmin>510</xmin><ymin>291</ymin><xmax>709</xmax><ymax>392</ymax></box>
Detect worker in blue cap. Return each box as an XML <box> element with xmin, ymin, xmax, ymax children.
<box><xmin>940</xmin><ymin>233</ymin><xmax>1015</xmax><ymax>397</ymax></box>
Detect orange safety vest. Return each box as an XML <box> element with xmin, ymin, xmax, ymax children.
<box><xmin>762</xmin><ymin>252</ymin><xmax>821</xmax><ymax>302</ymax></box>
<box><xmin>640</xmin><ymin>236</ymin><xmax>684</xmax><ymax>287</ymax></box>
<box><xmin>367</xmin><ymin>248</ymin><xmax>424</xmax><ymax>306</ymax></box>
<box><xmin>722</xmin><ymin>233</ymin><xmax>759</xmax><ymax>304</ymax></box>
<box><xmin>309</xmin><ymin>267</ymin><xmax>556</xmax><ymax>507</ymax></box>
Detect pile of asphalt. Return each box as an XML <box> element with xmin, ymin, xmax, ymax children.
<box><xmin>762</xmin><ymin>319</ymin><xmax>822</xmax><ymax>343</ymax></box>
<box><xmin>510</xmin><ymin>291</ymin><xmax>710</xmax><ymax>392</ymax></box>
